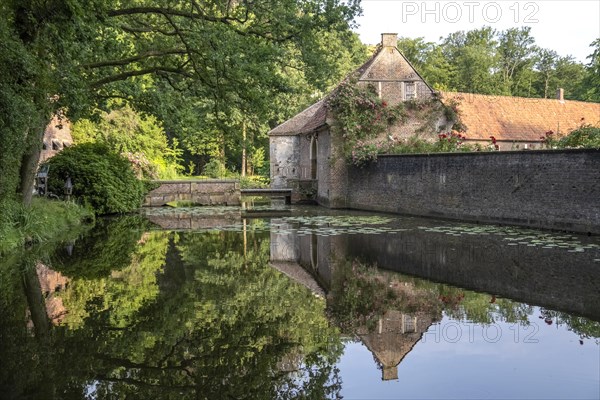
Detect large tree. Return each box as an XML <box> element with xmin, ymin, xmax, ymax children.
<box><xmin>0</xmin><ymin>0</ymin><xmax>362</xmax><ymax>207</ymax></box>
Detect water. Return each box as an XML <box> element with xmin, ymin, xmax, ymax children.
<box><xmin>1</xmin><ymin>205</ymin><xmax>598</xmax><ymax>399</ymax></box>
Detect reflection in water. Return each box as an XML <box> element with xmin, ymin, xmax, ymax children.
<box><xmin>0</xmin><ymin>208</ymin><xmax>598</xmax><ymax>399</ymax></box>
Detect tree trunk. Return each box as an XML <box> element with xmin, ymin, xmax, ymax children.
<box><xmin>241</xmin><ymin>120</ymin><xmax>247</xmax><ymax>177</ymax></box>
<box><xmin>18</xmin><ymin>121</ymin><xmax>46</xmax><ymax>207</ymax></box>
<box><xmin>22</xmin><ymin>261</ymin><xmax>51</xmax><ymax>341</ymax></box>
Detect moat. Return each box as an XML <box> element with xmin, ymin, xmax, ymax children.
<box><xmin>1</xmin><ymin>204</ymin><xmax>599</xmax><ymax>399</ymax></box>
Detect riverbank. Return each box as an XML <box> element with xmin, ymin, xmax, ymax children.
<box><xmin>0</xmin><ymin>198</ymin><xmax>94</xmax><ymax>255</ymax></box>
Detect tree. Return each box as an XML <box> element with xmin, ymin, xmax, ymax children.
<box><xmin>396</xmin><ymin>37</ymin><xmax>454</xmax><ymax>91</ymax></box>
<box><xmin>72</xmin><ymin>105</ymin><xmax>182</xmax><ymax>178</ymax></box>
<box><xmin>534</xmin><ymin>48</ymin><xmax>559</xmax><ymax>98</ymax></box>
<box><xmin>1</xmin><ymin>224</ymin><xmax>345</xmax><ymax>399</ymax></box>
<box><xmin>580</xmin><ymin>38</ymin><xmax>600</xmax><ymax>102</ymax></box>
<box><xmin>441</xmin><ymin>27</ymin><xmax>500</xmax><ymax>94</ymax></box>
<box><xmin>497</xmin><ymin>27</ymin><xmax>537</xmax><ymax>96</ymax></box>
<box><xmin>1</xmin><ymin>0</ymin><xmax>363</xmax><ymax>209</ymax></box>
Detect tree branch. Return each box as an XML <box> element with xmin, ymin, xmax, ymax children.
<box><xmin>82</xmin><ymin>49</ymin><xmax>187</xmax><ymax>69</ymax></box>
<box><xmin>107</xmin><ymin>6</ymin><xmax>294</xmax><ymax>42</ymax></box>
<box><xmin>119</xmin><ymin>24</ymin><xmax>178</xmax><ymax>36</ymax></box>
<box><xmin>91</xmin><ymin>67</ymin><xmax>192</xmax><ymax>87</ymax></box>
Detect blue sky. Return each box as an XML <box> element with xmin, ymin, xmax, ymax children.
<box><xmin>353</xmin><ymin>0</ymin><xmax>600</xmax><ymax>63</ymax></box>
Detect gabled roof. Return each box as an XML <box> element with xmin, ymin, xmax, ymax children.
<box><xmin>269</xmin><ymin>42</ymin><xmax>393</xmax><ymax>137</ymax></box>
<box><xmin>442</xmin><ymin>92</ymin><xmax>600</xmax><ymax>141</ymax></box>
<box><xmin>269</xmin><ymin>46</ymin><xmax>381</xmax><ymax>136</ymax></box>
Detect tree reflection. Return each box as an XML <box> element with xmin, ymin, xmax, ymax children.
<box><xmin>0</xmin><ymin>218</ymin><xmax>343</xmax><ymax>399</ymax></box>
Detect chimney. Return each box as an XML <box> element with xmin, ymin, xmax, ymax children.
<box><xmin>381</xmin><ymin>33</ymin><xmax>398</xmax><ymax>48</ymax></box>
<box><xmin>556</xmin><ymin>88</ymin><xmax>564</xmax><ymax>101</ymax></box>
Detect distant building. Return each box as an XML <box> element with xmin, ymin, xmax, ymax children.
<box><xmin>40</xmin><ymin>115</ymin><xmax>73</xmax><ymax>164</ymax></box>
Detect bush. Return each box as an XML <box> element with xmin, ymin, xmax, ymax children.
<box><xmin>203</xmin><ymin>158</ymin><xmax>228</xmax><ymax>178</ymax></box>
<box><xmin>44</xmin><ymin>143</ymin><xmax>145</xmax><ymax>215</ymax></box>
<box><xmin>557</xmin><ymin>125</ymin><xmax>600</xmax><ymax>149</ymax></box>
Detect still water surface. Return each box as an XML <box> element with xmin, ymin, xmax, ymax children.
<box><xmin>1</xmin><ymin>205</ymin><xmax>599</xmax><ymax>399</ymax></box>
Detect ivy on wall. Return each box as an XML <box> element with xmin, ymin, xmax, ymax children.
<box><xmin>326</xmin><ymin>81</ymin><xmax>475</xmax><ymax>166</ymax></box>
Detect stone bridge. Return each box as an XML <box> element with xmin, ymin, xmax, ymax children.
<box><xmin>143</xmin><ymin>180</ymin><xmax>241</xmax><ymax>207</ymax></box>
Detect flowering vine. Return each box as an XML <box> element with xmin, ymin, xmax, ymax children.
<box><xmin>326</xmin><ymin>80</ymin><xmax>407</xmax><ymax>166</ymax></box>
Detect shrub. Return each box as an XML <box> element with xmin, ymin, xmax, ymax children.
<box><xmin>557</xmin><ymin>124</ymin><xmax>600</xmax><ymax>149</ymax></box>
<box><xmin>44</xmin><ymin>142</ymin><xmax>145</xmax><ymax>215</ymax></box>
<box><xmin>203</xmin><ymin>158</ymin><xmax>228</xmax><ymax>178</ymax></box>
<box><xmin>239</xmin><ymin>175</ymin><xmax>270</xmax><ymax>189</ymax></box>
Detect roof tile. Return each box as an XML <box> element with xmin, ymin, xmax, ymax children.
<box><xmin>442</xmin><ymin>92</ymin><xmax>600</xmax><ymax>141</ymax></box>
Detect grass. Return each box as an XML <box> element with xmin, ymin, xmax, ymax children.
<box><xmin>0</xmin><ymin>198</ymin><xmax>94</xmax><ymax>255</ymax></box>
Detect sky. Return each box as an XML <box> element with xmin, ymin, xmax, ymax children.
<box><xmin>353</xmin><ymin>0</ymin><xmax>600</xmax><ymax>63</ymax></box>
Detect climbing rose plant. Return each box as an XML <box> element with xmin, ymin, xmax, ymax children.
<box><xmin>326</xmin><ymin>81</ymin><xmax>407</xmax><ymax>166</ymax></box>
<box><xmin>542</xmin><ymin>124</ymin><xmax>600</xmax><ymax>149</ymax></box>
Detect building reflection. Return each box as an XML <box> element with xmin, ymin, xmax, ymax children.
<box><xmin>361</xmin><ymin>310</ymin><xmax>433</xmax><ymax>381</ymax></box>
<box><xmin>270</xmin><ymin>220</ymin><xmax>442</xmax><ymax>381</ymax></box>
<box><xmin>268</xmin><ymin>215</ymin><xmax>600</xmax><ymax>380</ymax></box>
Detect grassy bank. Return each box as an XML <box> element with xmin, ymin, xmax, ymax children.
<box><xmin>0</xmin><ymin>198</ymin><xmax>94</xmax><ymax>255</ymax></box>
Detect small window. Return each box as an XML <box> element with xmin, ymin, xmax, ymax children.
<box><xmin>405</xmin><ymin>82</ymin><xmax>416</xmax><ymax>100</ymax></box>
<box><xmin>62</xmin><ymin>141</ymin><xmax>71</xmax><ymax>148</ymax></box>
<box><xmin>42</xmin><ymin>142</ymin><xmax>48</xmax><ymax>150</ymax></box>
<box><xmin>52</xmin><ymin>140</ymin><xmax>61</xmax><ymax>150</ymax></box>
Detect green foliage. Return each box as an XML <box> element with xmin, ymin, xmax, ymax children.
<box><xmin>543</xmin><ymin>124</ymin><xmax>600</xmax><ymax>149</ymax></box>
<box><xmin>0</xmin><ymin>11</ymin><xmax>50</xmax><ymax>206</ymax></box>
<box><xmin>328</xmin><ymin>260</ymin><xmax>402</xmax><ymax>331</ymax></box>
<box><xmin>0</xmin><ymin>198</ymin><xmax>93</xmax><ymax>256</ymax></box>
<box><xmin>45</xmin><ymin>142</ymin><xmax>145</xmax><ymax>215</ymax></box>
<box><xmin>51</xmin><ymin>215</ymin><xmax>149</xmax><ymax>280</ymax></box>
<box><xmin>239</xmin><ymin>175</ymin><xmax>270</xmax><ymax>189</ymax></box>
<box><xmin>389</xmin><ymin>131</ymin><xmax>476</xmax><ymax>155</ymax></box>
<box><xmin>71</xmin><ymin>105</ymin><xmax>183</xmax><ymax>179</ymax></box>
<box><xmin>580</xmin><ymin>39</ymin><xmax>600</xmax><ymax>102</ymax></box>
<box><xmin>557</xmin><ymin>125</ymin><xmax>600</xmax><ymax>148</ymax></box>
<box><xmin>333</xmin><ymin>91</ymin><xmax>475</xmax><ymax>165</ymax></box>
<box><xmin>57</xmin><ymin>229</ymin><xmax>167</xmax><ymax>329</ymax></box>
<box><xmin>1</xmin><ymin>0</ymin><xmax>363</xmax><ymax>209</ymax></box>
<box><xmin>202</xmin><ymin>158</ymin><xmax>229</xmax><ymax>178</ymax></box>
<box><xmin>327</xmin><ymin>81</ymin><xmax>408</xmax><ymax>165</ymax></box>
<box><xmin>398</xmin><ymin>28</ymin><xmax>598</xmax><ymax>102</ymax></box>
<box><xmin>0</xmin><ymin>226</ymin><xmax>344</xmax><ymax>398</ymax></box>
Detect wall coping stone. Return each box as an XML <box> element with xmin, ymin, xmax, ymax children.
<box><xmin>377</xmin><ymin>148</ymin><xmax>600</xmax><ymax>159</ymax></box>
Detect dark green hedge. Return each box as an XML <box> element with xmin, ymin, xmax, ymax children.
<box><xmin>45</xmin><ymin>143</ymin><xmax>144</xmax><ymax>215</ymax></box>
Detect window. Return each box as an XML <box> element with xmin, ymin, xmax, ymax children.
<box><xmin>404</xmin><ymin>82</ymin><xmax>416</xmax><ymax>100</ymax></box>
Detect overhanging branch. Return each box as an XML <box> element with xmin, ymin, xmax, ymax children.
<box><xmin>91</xmin><ymin>67</ymin><xmax>192</xmax><ymax>87</ymax></box>
<box><xmin>82</xmin><ymin>49</ymin><xmax>187</xmax><ymax>69</ymax></box>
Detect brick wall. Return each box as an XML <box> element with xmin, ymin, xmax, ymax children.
<box><xmin>344</xmin><ymin>149</ymin><xmax>600</xmax><ymax>234</ymax></box>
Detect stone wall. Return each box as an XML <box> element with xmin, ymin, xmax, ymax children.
<box><xmin>343</xmin><ymin>149</ymin><xmax>600</xmax><ymax>234</ymax></box>
<box><xmin>343</xmin><ymin>225</ymin><xmax>600</xmax><ymax>321</ymax></box>
<box><xmin>270</xmin><ymin>135</ymin><xmax>300</xmax><ymax>189</ymax></box>
<box><xmin>143</xmin><ymin>180</ymin><xmax>240</xmax><ymax>207</ymax></box>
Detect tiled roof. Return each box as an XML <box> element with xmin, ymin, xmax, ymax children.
<box><xmin>268</xmin><ymin>99</ymin><xmax>328</xmax><ymax>136</ymax></box>
<box><xmin>441</xmin><ymin>92</ymin><xmax>600</xmax><ymax>141</ymax></box>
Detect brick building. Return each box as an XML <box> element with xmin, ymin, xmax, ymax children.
<box><xmin>269</xmin><ymin>33</ymin><xmax>600</xmax><ymax>207</ymax></box>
